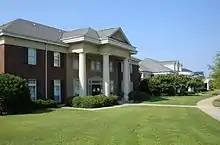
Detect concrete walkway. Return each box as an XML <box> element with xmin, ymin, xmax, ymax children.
<box><xmin>197</xmin><ymin>95</ymin><xmax>220</xmax><ymax>121</ymax></box>
<box><xmin>62</xmin><ymin>103</ymin><xmax>197</xmax><ymax>111</ymax></box>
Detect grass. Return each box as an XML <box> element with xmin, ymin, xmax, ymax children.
<box><xmin>213</xmin><ymin>99</ymin><xmax>220</xmax><ymax>107</ymax></box>
<box><xmin>144</xmin><ymin>93</ymin><xmax>212</xmax><ymax>105</ymax></box>
<box><xmin>0</xmin><ymin>107</ymin><xmax>220</xmax><ymax>145</ymax></box>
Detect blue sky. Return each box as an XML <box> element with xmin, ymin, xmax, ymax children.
<box><xmin>1</xmin><ymin>0</ymin><xmax>219</xmax><ymax>76</ymax></box>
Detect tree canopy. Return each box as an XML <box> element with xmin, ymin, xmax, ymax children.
<box><xmin>208</xmin><ymin>51</ymin><xmax>220</xmax><ymax>89</ymax></box>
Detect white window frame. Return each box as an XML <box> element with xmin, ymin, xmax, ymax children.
<box><xmin>54</xmin><ymin>80</ymin><xmax>61</xmax><ymax>103</ymax></box>
<box><xmin>28</xmin><ymin>79</ymin><xmax>37</xmax><ymax>101</ymax></box>
<box><xmin>28</xmin><ymin>48</ymin><xmax>36</xmax><ymax>65</ymax></box>
<box><xmin>91</xmin><ymin>60</ymin><xmax>101</xmax><ymax>72</ymax></box>
<box><xmin>73</xmin><ymin>79</ymin><xmax>79</xmax><ymax>96</ymax></box>
<box><xmin>54</xmin><ymin>52</ymin><xmax>60</xmax><ymax>67</ymax></box>
<box><xmin>73</xmin><ymin>59</ymin><xmax>79</xmax><ymax>70</ymax></box>
<box><xmin>109</xmin><ymin>61</ymin><xmax>114</xmax><ymax>72</ymax></box>
<box><xmin>96</xmin><ymin>61</ymin><xmax>101</xmax><ymax>71</ymax></box>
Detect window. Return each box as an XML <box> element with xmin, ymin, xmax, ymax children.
<box><xmin>73</xmin><ymin>59</ymin><xmax>79</xmax><ymax>69</ymax></box>
<box><xmin>121</xmin><ymin>62</ymin><xmax>124</xmax><ymax>72</ymax></box>
<box><xmin>28</xmin><ymin>48</ymin><xmax>36</xmax><ymax>65</ymax></box>
<box><xmin>130</xmin><ymin>81</ymin><xmax>133</xmax><ymax>91</ymax></box>
<box><xmin>109</xmin><ymin>61</ymin><xmax>114</xmax><ymax>72</ymax></box>
<box><xmin>73</xmin><ymin>79</ymin><xmax>79</xmax><ymax>96</ymax></box>
<box><xmin>54</xmin><ymin>80</ymin><xmax>61</xmax><ymax>103</ymax></box>
<box><xmin>28</xmin><ymin>79</ymin><xmax>37</xmax><ymax>101</ymax></box>
<box><xmin>96</xmin><ymin>61</ymin><xmax>101</xmax><ymax>71</ymax></box>
<box><xmin>110</xmin><ymin>80</ymin><xmax>114</xmax><ymax>94</ymax></box>
<box><xmin>91</xmin><ymin>61</ymin><xmax>96</xmax><ymax>71</ymax></box>
<box><xmin>91</xmin><ymin>60</ymin><xmax>101</xmax><ymax>71</ymax></box>
<box><xmin>130</xmin><ymin>64</ymin><xmax>133</xmax><ymax>74</ymax></box>
<box><xmin>54</xmin><ymin>52</ymin><xmax>60</xmax><ymax>67</ymax></box>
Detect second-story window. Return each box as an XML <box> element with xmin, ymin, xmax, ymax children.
<box><xmin>110</xmin><ymin>61</ymin><xmax>114</xmax><ymax>72</ymax></box>
<box><xmin>73</xmin><ymin>59</ymin><xmax>79</xmax><ymax>69</ymax></box>
<box><xmin>28</xmin><ymin>48</ymin><xmax>36</xmax><ymax>65</ymax></box>
<box><xmin>54</xmin><ymin>52</ymin><xmax>60</xmax><ymax>67</ymax></box>
<box><xmin>130</xmin><ymin>64</ymin><xmax>133</xmax><ymax>74</ymax></box>
<box><xmin>91</xmin><ymin>60</ymin><xmax>101</xmax><ymax>71</ymax></box>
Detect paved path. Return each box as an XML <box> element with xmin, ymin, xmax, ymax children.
<box><xmin>197</xmin><ymin>95</ymin><xmax>220</xmax><ymax>121</ymax></box>
<box><xmin>62</xmin><ymin>103</ymin><xmax>197</xmax><ymax>111</ymax></box>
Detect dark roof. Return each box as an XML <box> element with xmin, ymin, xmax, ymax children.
<box><xmin>194</xmin><ymin>71</ymin><xmax>204</xmax><ymax>76</ymax></box>
<box><xmin>139</xmin><ymin>58</ymin><xmax>174</xmax><ymax>73</ymax></box>
<box><xmin>0</xmin><ymin>18</ymin><xmax>65</xmax><ymax>43</ymax></box>
<box><xmin>0</xmin><ymin>18</ymin><xmax>130</xmax><ymax>45</ymax></box>
<box><xmin>182</xmin><ymin>68</ymin><xmax>193</xmax><ymax>72</ymax></box>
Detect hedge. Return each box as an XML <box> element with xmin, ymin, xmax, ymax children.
<box><xmin>32</xmin><ymin>99</ymin><xmax>57</xmax><ymax>109</ymax></box>
<box><xmin>140</xmin><ymin>74</ymin><xmax>205</xmax><ymax>96</ymax></box>
<box><xmin>72</xmin><ymin>95</ymin><xmax>118</xmax><ymax>108</ymax></box>
<box><xmin>0</xmin><ymin>73</ymin><xmax>32</xmax><ymax>115</ymax></box>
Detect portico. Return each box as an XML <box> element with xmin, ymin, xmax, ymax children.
<box><xmin>63</xmin><ymin>27</ymin><xmax>137</xmax><ymax>100</ymax></box>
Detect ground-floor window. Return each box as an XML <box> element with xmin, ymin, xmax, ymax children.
<box><xmin>54</xmin><ymin>80</ymin><xmax>61</xmax><ymax>103</ymax></box>
<box><xmin>73</xmin><ymin>79</ymin><xmax>79</xmax><ymax>96</ymax></box>
<box><xmin>110</xmin><ymin>80</ymin><xmax>114</xmax><ymax>94</ymax></box>
<box><xmin>28</xmin><ymin>79</ymin><xmax>37</xmax><ymax>101</ymax></box>
<box><xmin>130</xmin><ymin>81</ymin><xmax>133</xmax><ymax>91</ymax></box>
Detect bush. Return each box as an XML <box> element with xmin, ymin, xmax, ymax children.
<box><xmin>128</xmin><ymin>91</ymin><xmax>151</xmax><ymax>103</ymax></box>
<box><xmin>72</xmin><ymin>95</ymin><xmax>118</xmax><ymax>108</ymax></box>
<box><xmin>0</xmin><ymin>73</ymin><xmax>31</xmax><ymax>115</ymax></box>
<box><xmin>211</xmin><ymin>90</ymin><xmax>220</xmax><ymax>96</ymax></box>
<box><xmin>33</xmin><ymin>99</ymin><xmax>57</xmax><ymax>109</ymax></box>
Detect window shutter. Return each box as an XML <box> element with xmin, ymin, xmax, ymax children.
<box><xmin>24</xmin><ymin>47</ymin><xmax>28</xmax><ymax>64</ymax></box>
<box><xmin>61</xmin><ymin>80</ymin><xmax>64</xmax><ymax>103</ymax></box>
<box><xmin>51</xmin><ymin>80</ymin><xmax>54</xmax><ymax>100</ymax></box>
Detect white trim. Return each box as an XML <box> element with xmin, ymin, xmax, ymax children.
<box><xmin>62</xmin><ymin>36</ymin><xmax>100</xmax><ymax>44</ymax></box>
<box><xmin>54</xmin><ymin>79</ymin><xmax>61</xmax><ymax>103</ymax></box>
<box><xmin>108</xmin><ymin>27</ymin><xmax>131</xmax><ymax>45</ymax></box>
<box><xmin>28</xmin><ymin>79</ymin><xmax>37</xmax><ymax>101</ymax></box>
<box><xmin>28</xmin><ymin>48</ymin><xmax>37</xmax><ymax>65</ymax></box>
<box><xmin>0</xmin><ymin>32</ymin><xmax>69</xmax><ymax>47</ymax></box>
<box><xmin>53</xmin><ymin>52</ymin><xmax>61</xmax><ymax>67</ymax></box>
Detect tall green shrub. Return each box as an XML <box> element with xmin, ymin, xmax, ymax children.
<box><xmin>0</xmin><ymin>73</ymin><xmax>31</xmax><ymax>115</ymax></box>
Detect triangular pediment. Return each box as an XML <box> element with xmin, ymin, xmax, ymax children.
<box><xmin>110</xmin><ymin>28</ymin><xmax>131</xmax><ymax>45</ymax></box>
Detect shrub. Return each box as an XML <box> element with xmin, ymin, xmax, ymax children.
<box><xmin>211</xmin><ymin>90</ymin><xmax>220</xmax><ymax>96</ymax></box>
<box><xmin>128</xmin><ymin>91</ymin><xmax>151</xmax><ymax>103</ymax></box>
<box><xmin>72</xmin><ymin>95</ymin><xmax>118</xmax><ymax>108</ymax></box>
<box><xmin>0</xmin><ymin>73</ymin><xmax>31</xmax><ymax>115</ymax></box>
<box><xmin>33</xmin><ymin>99</ymin><xmax>57</xmax><ymax>109</ymax></box>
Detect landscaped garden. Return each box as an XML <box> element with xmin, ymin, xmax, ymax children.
<box><xmin>0</xmin><ymin>107</ymin><xmax>220</xmax><ymax>145</ymax></box>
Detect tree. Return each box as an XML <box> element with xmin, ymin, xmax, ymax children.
<box><xmin>208</xmin><ymin>51</ymin><xmax>220</xmax><ymax>89</ymax></box>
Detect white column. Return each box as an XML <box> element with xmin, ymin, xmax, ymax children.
<box><xmin>103</xmin><ymin>54</ymin><xmax>110</xmax><ymax>96</ymax></box>
<box><xmin>207</xmin><ymin>79</ymin><xmax>210</xmax><ymax>90</ymax></box>
<box><xmin>123</xmin><ymin>58</ymin><xmax>130</xmax><ymax>101</ymax></box>
<box><xmin>79</xmin><ymin>53</ymin><xmax>87</xmax><ymax>96</ymax></box>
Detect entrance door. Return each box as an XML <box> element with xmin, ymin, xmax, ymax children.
<box><xmin>92</xmin><ymin>85</ymin><xmax>101</xmax><ymax>96</ymax></box>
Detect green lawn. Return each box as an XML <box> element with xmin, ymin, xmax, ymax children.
<box><xmin>0</xmin><ymin>107</ymin><xmax>220</xmax><ymax>145</ymax></box>
<box><xmin>213</xmin><ymin>99</ymin><xmax>220</xmax><ymax>107</ymax></box>
<box><xmin>144</xmin><ymin>94</ymin><xmax>211</xmax><ymax>105</ymax></box>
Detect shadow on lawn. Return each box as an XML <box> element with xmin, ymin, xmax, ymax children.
<box><xmin>30</xmin><ymin>108</ymin><xmax>55</xmax><ymax>114</ymax></box>
<box><xmin>148</xmin><ymin>97</ymin><xmax>169</xmax><ymax>102</ymax></box>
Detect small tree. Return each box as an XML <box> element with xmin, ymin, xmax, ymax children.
<box><xmin>0</xmin><ymin>73</ymin><xmax>31</xmax><ymax>115</ymax></box>
<box><xmin>208</xmin><ymin>51</ymin><xmax>220</xmax><ymax>89</ymax></box>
